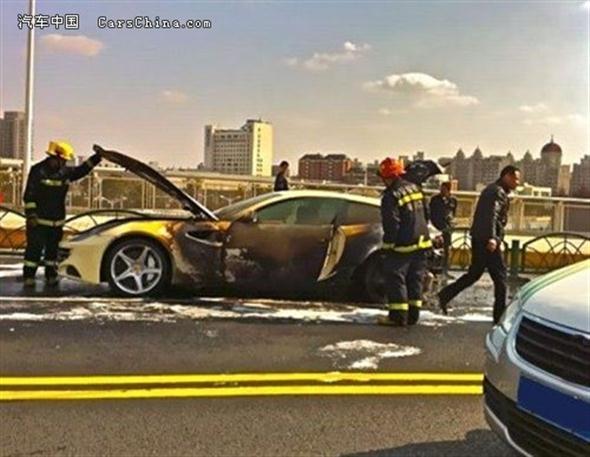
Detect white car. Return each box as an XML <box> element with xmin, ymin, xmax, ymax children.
<box><xmin>484</xmin><ymin>259</ymin><xmax>590</xmax><ymax>456</ymax></box>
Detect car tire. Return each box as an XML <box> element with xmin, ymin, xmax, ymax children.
<box><xmin>105</xmin><ymin>238</ymin><xmax>171</xmax><ymax>297</ymax></box>
<box><xmin>359</xmin><ymin>254</ymin><xmax>388</xmax><ymax>304</ymax></box>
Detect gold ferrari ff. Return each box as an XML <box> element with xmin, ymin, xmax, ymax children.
<box><xmin>58</xmin><ymin>149</ymin><xmax>437</xmax><ymax>300</ymax></box>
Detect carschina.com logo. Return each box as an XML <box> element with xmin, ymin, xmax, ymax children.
<box><xmin>97</xmin><ymin>16</ymin><xmax>213</xmax><ymax>30</ymax></box>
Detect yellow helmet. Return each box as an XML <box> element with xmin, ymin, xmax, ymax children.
<box><xmin>47</xmin><ymin>140</ymin><xmax>75</xmax><ymax>161</ymax></box>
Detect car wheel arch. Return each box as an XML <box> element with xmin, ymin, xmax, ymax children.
<box><xmin>351</xmin><ymin>247</ymin><xmax>387</xmax><ymax>303</ymax></box>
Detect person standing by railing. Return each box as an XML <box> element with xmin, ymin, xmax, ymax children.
<box><xmin>274</xmin><ymin>161</ymin><xmax>290</xmax><ymax>192</ymax></box>
<box><xmin>429</xmin><ymin>182</ymin><xmax>457</xmax><ymax>277</ymax></box>
<box><xmin>438</xmin><ymin>166</ymin><xmax>521</xmax><ymax>323</ymax></box>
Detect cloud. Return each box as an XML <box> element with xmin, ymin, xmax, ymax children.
<box><xmin>518</xmin><ymin>101</ymin><xmax>586</xmax><ymax>126</ymax></box>
<box><xmin>285</xmin><ymin>41</ymin><xmax>371</xmax><ymax>71</ymax></box>
<box><xmin>378</xmin><ymin>108</ymin><xmax>392</xmax><ymax>116</ymax></box>
<box><xmin>283</xmin><ymin>57</ymin><xmax>299</xmax><ymax>67</ymax></box>
<box><xmin>567</xmin><ymin>114</ymin><xmax>588</xmax><ymax>125</ymax></box>
<box><xmin>519</xmin><ymin>103</ymin><xmax>549</xmax><ymax>114</ymax></box>
<box><xmin>523</xmin><ymin>116</ymin><xmax>562</xmax><ymax>126</ymax></box>
<box><xmin>160</xmin><ymin>89</ymin><xmax>188</xmax><ymax>104</ymax></box>
<box><xmin>40</xmin><ymin>34</ymin><xmax>104</xmax><ymax>56</ymax></box>
<box><xmin>364</xmin><ymin>72</ymin><xmax>479</xmax><ymax>108</ymax></box>
<box><xmin>522</xmin><ymin>114</ymin><xmax>587</xmax><ymax>126</ymax></box>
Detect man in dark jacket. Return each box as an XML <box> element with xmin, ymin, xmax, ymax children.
<box><xmin>274</xmin><ymin>161</ymin><xmax>289</xmax><ymax>191</ymax></box>
<box><xmin>22</xmin><ymin>141</ymin><xmax>103</xmax><ymax>288</ymax></box>
<box><xmin>378</xmin><ymin>157</ymin><xmax>432</xmax><ymax>326</ymax></box>
<box><xmin>438</xmin><ymin>166</ymin><xmax>521</xmax><ymax>323</ymax></box>
<box><xmin>429</xmin><ymin>182</ymin><xmax>457</xmax><ymax>274</ymax></box>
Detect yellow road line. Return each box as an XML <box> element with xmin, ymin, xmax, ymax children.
<box><xmin>0</xmin><ymin>372</ymin><xmax>484</xmax><ymax>386</ymax></box>
<box><xmin>0</xmin><ymin>384</ymin><xmax>483</xmax><ymax>401</ymax></box>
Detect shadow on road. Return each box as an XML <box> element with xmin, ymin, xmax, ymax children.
<box><xmin>341</xmin><ymin>430</ymin><xmax>515</xmax><ymax>457</ymax></box>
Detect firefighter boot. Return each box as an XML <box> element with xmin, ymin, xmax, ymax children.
<box><xmin>408</xmin><ymin>300</ymin><xmax>422</xmax><ymax>325</ymax></box>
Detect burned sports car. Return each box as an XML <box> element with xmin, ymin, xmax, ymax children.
<box><xmin>58</xmin><ymin>149</ymin><xmax>442</xmax><ymax>300</ymax></box>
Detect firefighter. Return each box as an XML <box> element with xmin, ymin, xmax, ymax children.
<box><xmin>378</xmin><ymin>158</ymin><xmax>432</xmax><ymax>326</ymax></box>
<box><xmin>22</xmin><ymin>141</ymin><xmax>103</xmax><ymax>288</ymax></box>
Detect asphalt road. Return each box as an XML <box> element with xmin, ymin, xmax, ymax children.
<box><xmin>0</xmin><ymin>262</ymin><xmax>515</xmax><ymax>457</ymax></box>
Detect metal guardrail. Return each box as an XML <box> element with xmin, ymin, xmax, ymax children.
<box><xmin>447</xmin><ymin>228</ymin><xmax>590</xmax><ymax>277</ymax></box>
<box><xmin>0</xmin><ymin>206</ymin><xmax>149</xmax><ymax>251</ymax></box>
<box><xmin>2</xmin><ymin>163</ymin><xmax>590</xmax><ymax>234</ymax></box>
<box><xmin>0</xmin><ymin>206</ymin><xmax>26</xmax><ymax>252</ymax></box>
<box><xmin>62</xmin><ymin>209</ymin><xmax>148</xmax><ymax>234</ymax></box>
<box><xmin>2</xmin><ymin>205</ymin><xmax>589</xmax><ymax>278</ymax></box>
<box><xmin>447</xmin><ymin>227</ymin><xmax>510</xmax><ymax>270</ymax></box>
<box><xmin>520</xmin><ymin>232</ymin><xmax>590</xmax><ymax>274</ymax></box>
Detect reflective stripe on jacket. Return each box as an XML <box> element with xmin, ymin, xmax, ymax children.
<box><xmin>381</xmin><ymin>178</ymin><xmax>431</xmax><ymax>251</ymax></box>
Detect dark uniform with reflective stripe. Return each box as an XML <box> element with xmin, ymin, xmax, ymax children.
<box><xmin>23</xmin><ymin>154</ymin><xmax>101</xmax><ymax>284</ymax></box>
<box><xmin>381</xmin><ymin>178</ymin><xmax>432</xmax><ymax>325</ymax></box>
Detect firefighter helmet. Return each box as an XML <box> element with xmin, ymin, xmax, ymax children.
<box><xmin>47</xmin><ymin>141</ymin><xmax>75</xmax><ymax>161</ymax></box>
<box><xmin>377</xmin><ymin>157</ymin><xmax>405</xmax><ymax>179</ymax></box>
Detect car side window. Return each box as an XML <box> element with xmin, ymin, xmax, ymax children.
<box><xmin>256</xmin><ymin>199</ymin><xmax>301</xmax><ymax>224</ymax></box>
<box><xmin>342</xmin><ymin>202</ymin><xmax>381</xmax><ymax>225</ymax></box>
<box><xmin>256</xmin><ymin>198</ymin><xmax>345</xmax><ymax>225</ymax></box>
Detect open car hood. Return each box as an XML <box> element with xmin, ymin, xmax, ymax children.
<box><xmin>99</xmin><ymin>147</ymin><xmax>218</xmax><ymax>221</ymax></box>
<box><xmin>404</xmin><ymin>160</ymin><xmax>444</xmax><ymax>186</ymax></box>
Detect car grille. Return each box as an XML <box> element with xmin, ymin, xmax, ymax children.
<box><xmin>515</xmin><ymin>317</ymin><xmax>590</xmax><ymax>387</ymax></box>
<box><xmin>484</xmin><ymin>378</ymin><xmax>590</xmax><ymax>457</ymax></box>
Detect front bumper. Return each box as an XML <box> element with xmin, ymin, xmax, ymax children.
<box><xmin>58</xmin><ymin>234</ymin><xmax>113</xmax><ymax>284</ymax></box>
<box><xmin>484</xmin><ymin>317</ymin><xmax>590</xmax><ymax>457</ymax></box>
<box><xmin>484</xmin><ymin>378</ymin><xmax>589</xmax><ymax>456</ymax></box>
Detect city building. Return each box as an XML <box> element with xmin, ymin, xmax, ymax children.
<box><xmin>0</xmin><ymin>111</ymin><xmax>26</xmax><ymax>160</ymax></box>
<box><xmin>571</xmin><ymin>155</ymin><xmax>590</xmax><ymax>198</ymax></box>
<box><xmin>298</xmin><ymin>153</ymin><xmax>352</xmax><ymax>182</ymax></box>
<box><xmin>203</xmin><ymin>119</ymin><xmax>273</xmax><ymax>176</ymax></box>
<box><xmin>512</xmin><ymin>136</ymin><xmax>564</xmax><ymax>194</ymax></box>
<box><xmin>446</xmin><ymin>147</ymin><xmax>514</xmax><ymax>190</ymax></box>
<box><xmin>557</xmin><ymin>165</ymin><xmax>571</xmax><ymax>196</ymax></box>
<box><xmin>515</xmin><ymin>183</ymin><xmax>552</xmax><ymax>197</ymax></box>
<box><xmin>445</xmin><ymin>137</ymin><xmax>570</xmax><ymax>193</ymax></box>
<box><xmin>537</xmin><ymin>136</ymin><xmax>563</xmax><ymax>194</ymax></box>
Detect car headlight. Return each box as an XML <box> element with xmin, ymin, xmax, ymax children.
<box><xmin>498</xmin><ymin>294</ymin><xmax>522</xmax><ymax>333</ymax></box>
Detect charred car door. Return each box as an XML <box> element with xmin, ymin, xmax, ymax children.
<box><xmin>222</xmin><ymin>197</ymin><xmax>346</xmax><ymax>293</ymax></box>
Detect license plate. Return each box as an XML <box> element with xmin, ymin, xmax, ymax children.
<box><xmin>518</xmin><ymin>376</ymin><xmax>590</xmax><ymax>442</ymax></box>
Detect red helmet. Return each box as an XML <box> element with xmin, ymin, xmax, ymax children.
<box><xmin>378</xmin><ymin>157</ymin><xmax>405</xmax><ymax>179</ymax></box>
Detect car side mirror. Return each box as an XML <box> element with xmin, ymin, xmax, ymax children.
<box><xmin>240</xmin><ymin>212</ymin><xmax>258</xmax><ymax>224</ymax></box>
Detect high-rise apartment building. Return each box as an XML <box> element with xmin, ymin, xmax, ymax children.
<box><xmin>204</xmin><ymin>119</ymin><xmax>273</xmax><ymax>176</ymax></box>
<box><xmin>571</xmin><ymin>155</ymin><xmax>590</xmax><ymax>198</ymax></box>
<box><xmin>0</xmin><ymin>111</ymin><xmax>26</xmax><ymax>160</ymax></box>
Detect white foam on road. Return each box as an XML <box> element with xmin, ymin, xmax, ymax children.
<box><xmin>0</xmin><ymin>263</ymin><xmax>24</xmax><ymax>270</ymax></box>
<box><xmin>459</xmin><ymin>313</ymin><xmax>493</xmax><ymax>322</ymax></box>
<box><xmin>319</xmin><ymin>339</ymin><xmax>422</xmax><ymax>370</ymax></box>
<box><xmin>0</xmin><ymin>299</ymin><xmax>492</xmax><ymax>325</ymax></box>
<box><xmin>0</xmin><ymin>263</ymin><xmax>23</xmax><ymax>278</ymax></box>
<box><xmin>0</xmin><ymin>271</ymin><xmax>21</xmax><ymax>278</ymax></box>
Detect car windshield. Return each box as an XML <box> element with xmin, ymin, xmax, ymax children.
<box><xmin>214</xmin><ymin>193</ymin><xmax>278</xmax><ymax>220</ymax></box>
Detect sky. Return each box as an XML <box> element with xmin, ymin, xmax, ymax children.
<box><xmin>1</xmin><ymin>0</ymin><xmax>589</xmax><ymax>170</ymax></box>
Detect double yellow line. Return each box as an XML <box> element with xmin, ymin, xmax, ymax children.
<box><xmin>0</xmin><ymin>372</ymin><xmax>484</xmax><ymax>401</ymax></box>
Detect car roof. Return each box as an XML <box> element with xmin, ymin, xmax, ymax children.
<box><xmin>265</xmin><ymin>190</ymin><xmax>381</xmax><ymax>207</ymax></box>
